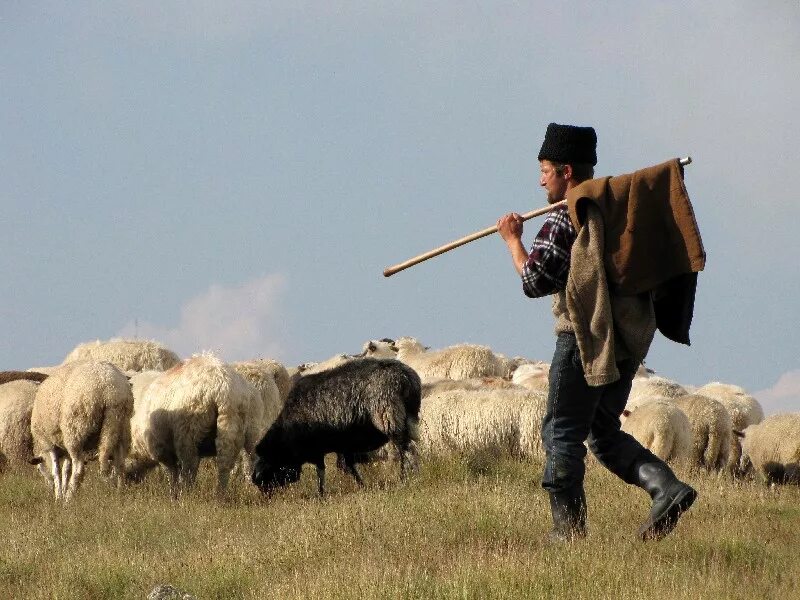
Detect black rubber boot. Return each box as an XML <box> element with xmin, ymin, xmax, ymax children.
<box><xmin>633</xmin><ymin>461</ymin><xmax>697</xmax><ymax>541</ymax></box>
<box><xmin>548</xmin><ymin>487</ymin><xmax>587</xmax><ymax>542</ymax></box>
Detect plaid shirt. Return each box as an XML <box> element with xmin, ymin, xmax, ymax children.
<box><xmin>521</xmin><ymin>206</ymin><xmax>577</xmax><ymax>298</ymax></box>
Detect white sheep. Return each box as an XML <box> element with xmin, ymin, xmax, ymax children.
<box><xmin>296</xmin><ymin>353</ymin><xmax>353</xmax><ymax>376</ymax></box>
<box><xmin>695</xmin><ymin>381</ymin><xmax>765</xmax><ymax>473</ymax></box>
<box><xmin>621</xmin><ymin>399</ymin><xmax>692</xmax><ymax>465</ymax></box>
<box><xmin>511</xmin><ymin>362</ymin><xmax>550</xmax><ymax>393</ymax></box>
<box><xmin>420</xmin><ymin>376</ymin><xmax>519</xmax><ymax>398</ymax></box>
<box><xmin>672</xmin><ymin>393</ymin><xmax>733</xmax><ymax>472</ymax></box>
<box><xmin>625</xmin><ymin>376</ymin><xmax>687</xmax><ymax>412</ymax></box>
<box><xmin>419</xmin><ymin>386</ymin><xmax>548</xmax><ymax>460</ymax></box>
<box><xmin>230</xmin><ymin>361</ymin><xmax>283</xmax><ymax>431</ymax></box>
<box><xmin>252</xmin><ymin>359</ymin><xmax>292</xmax><ymax>403</ymax></box>
<box><xmin>391</xmin><ymin>337</ymin><xmax>504</xmax><ymax>383</ymax></box>
<box><xmin>695</xmin><ymin>382</ymin><xmax>764</xmax><ymax>431</ymax></box>
<box><xmin>30</xmin><ymin>361</ymin><xmax>133</xmax><ymax>501</ymax></box>
<box><xmin>126</xmin><ymin>353</ymin><xmax>259</xmax><ymax>498</ymax></box>
<box><xmin>0</xmin><ymin>380</ymin><xmax>42</xmax><ymax>473</ymax></box>
<box><xmin>62</xmin><ymin>338</ymin><xmax>181</xmax><ymax>372</ymax></box>
<box><xmin>738</xmin><ymin>413</ymin><xmax>800</xmax><ymax>485</ymax></box>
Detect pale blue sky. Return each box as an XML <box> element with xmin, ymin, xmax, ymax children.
<box><xmin>2</xmin><ymin>2</ymin><xmax>798</xmax><ymax>413</ymax></box>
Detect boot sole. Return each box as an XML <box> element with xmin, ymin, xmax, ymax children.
<box><xmin>638</xmin><ymin>486</ymin><xmax>697</xmax><ymax>541</ymax></box>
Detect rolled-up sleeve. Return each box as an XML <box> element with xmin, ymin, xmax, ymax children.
<box><xmin>521</xmin><ymin>207</ymin><xmax>577</xmax><ymax>298</ymax></box>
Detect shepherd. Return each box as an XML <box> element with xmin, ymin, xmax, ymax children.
<box><xmin>496</xmin><ymin>122</ymin><xmax>705</xmax><ymax>542</ymax></box>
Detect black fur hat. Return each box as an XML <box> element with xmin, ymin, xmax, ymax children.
<box><xmin>537</xmin><ymin>123</ymin><xmax>597</xmax><ymax>166</ymax></box>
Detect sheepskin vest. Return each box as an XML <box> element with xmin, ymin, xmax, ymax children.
<box><xmin>553</xmin><ymin>204</ymin><xmax>657</xmax><ymax>386</ymax></box>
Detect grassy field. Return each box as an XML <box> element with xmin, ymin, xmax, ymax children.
<box><xmin>1</xmin><ymin>453</ymin><xmax>798</xmax><ymax>600</ymax></box>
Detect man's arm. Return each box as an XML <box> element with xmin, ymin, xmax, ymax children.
<box><xmin>497</xmin><ymin>207</ymin><xmax>576</xmax><ymax>298</ymax></box>
<box><xmin>497</xmin><ymin>212</ymin><xmax>528</xmax><ymax>275</ymax></box>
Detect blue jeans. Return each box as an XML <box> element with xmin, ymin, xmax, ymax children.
<box><xmin>541</xmin><ymin>332</ymin><xmax>658</xmax><ymax>494</ymax></box>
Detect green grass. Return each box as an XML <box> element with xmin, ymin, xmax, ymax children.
<box><xmin>1</xmin><ymin>454</ymin><xmax>799</xmax><ymax>599</ymax></box>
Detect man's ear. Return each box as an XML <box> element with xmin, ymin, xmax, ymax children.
<box><xmin>563</xmin><ymin>164</ymin><xmax>573</xmax><ymax>180</ymax></box>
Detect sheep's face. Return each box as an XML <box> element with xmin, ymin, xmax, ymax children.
<box><xmin>252</xmin><ymin>459</ymin><xmax>301</xmax><ymax>494</ymax></box>
<box><xmin>361</xmin><ymin>338</ymin><xmax>398</xmax><ymax>359</ymax></box>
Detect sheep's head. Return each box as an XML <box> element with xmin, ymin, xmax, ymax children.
<box><xmin>361</xmin><ymin>338</ymin><xmax>398</xmax><ymax>358</ymax></box>
<box><xmin>251</xmin><ymin>458</ymin><xmax>301</xmax><ymax>494</ymax></box>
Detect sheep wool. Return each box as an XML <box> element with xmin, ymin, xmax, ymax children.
<box><xmin>419</xmin><ymin>386</ymin><xmax>548</xmax><ymax>460</ymax></box>
<box><xmin>695</xmin><ymin>382</ymin><xmax>764</xmax><ymax>431</ymax></box>
<box><xmin>129</xmin><ymin>353</ymin><xmax>259</xmax><ymax>497</ymax></box>
<box><xmin>739</xmin><ymin>413</ymin><xmax>800</xmax><ymax>485</ymax></box>
<box><xmin>625</xmin><ymin>376</ymin><xmax>687</xmax><ymax>412</ymax></box>
<box><xmin>62</xmin><ymin>338</ymin><xmax>181</xmax><ymax>372</ymax></box>
<box><xmin>695</xmin><ymin>382</ymin><xmax>765</xmax><ymax>474</ymax></box>
<box><xmin>394</xmin><ymin>337</ymin><xmax>504</xmax><ymax>383</ymax></box>
<box><xmin>511</xmin><ymin>362</ymin><xmax>550</xmax><ymax>393</ymax></box>
<box><xmin>0</xmin><ymin>371</ymin><xmax>48</xmax><ymax>385</ymax></box>
<box><xmin>251</xmin><ymin>359</ymin><xmax>292</xmax><ymax>403</ymax></box>
<box><xmin>252</xmin><ymin>358</ymin><xmax>421</xmax><ymax>496</ymax></box>
<box><xmin>0</xmin><ymin>379</ymin><xmax>41</xmax><ymax>471</ymax></box>
<box><xmin>30</xmin><ymin>361</ymin><xmax>133</xmax><ymax>501</ymax></box>
<box><xmin>231</xmin><ymin>361</ymin><xmax>283</xmax><ymax>436</ymax></box>
<box><xmin>673</xmin><ymin>393</ymin><xmax>733</xmax><ymax>471</ymax></box>
<box><xmin>621</xmin><ymin>399</ymin><xmax>692</xmax><ymax>465</ymax></box>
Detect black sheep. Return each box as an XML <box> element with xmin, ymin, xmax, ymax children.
<box><xmin>252</xmin><ymin>358</ymin><xmax>421</xmax><ymax>496</ymax></box>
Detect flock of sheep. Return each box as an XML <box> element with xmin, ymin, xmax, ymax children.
<box><xmin>0</xmin><ymin>336</ymin><xmax>798</xmax><ymax>503</ymax></box>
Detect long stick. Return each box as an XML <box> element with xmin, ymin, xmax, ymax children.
<box><xmin>383</xmin><ymin>157</ymin><xmax>692</xmax><ymax>278</ymax></box>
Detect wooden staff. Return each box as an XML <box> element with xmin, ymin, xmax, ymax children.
<box><xmin>383</xmin><ymin>157</ymin><xmax>692</xmax><ymax>277</ymax></box>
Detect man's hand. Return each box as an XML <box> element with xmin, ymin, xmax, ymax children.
<box><xmin>497</xmin><ymin>212</ymin><xmax>524</xmax><ymax>243</ymax></box>
<box><xmin>497</xmin><ymin>212</ymin><xmax>529</xmax><ymax>276</ymax></box>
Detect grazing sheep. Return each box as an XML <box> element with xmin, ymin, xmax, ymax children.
<box><xmin>390</xmin><ymin>337</ymin><xmax>504</xmax><ymax>383</ymax></box>
<box><xmin>251</xmin><ymin>359</ymin><xmax>292</xmax><ymax>403</ymax></box>
<box><xmin>296</xmin><ymin>353</ymin><xmax>353</xmax><ymax>376</ymax></box>
<box><xmin>625</xmin><ymin>376</ymin><xmax>687</xmax><ymax>412</ymax></box>
<box><xmin>62</xmin><ymin>338</ymin><xmax>181</xmax><ymax>372</ymax></box>
<box><xmin>421</xmin><ymin>376</ymin><xmax>519</xmax><ymax>398</ymax></box>
<box><xmin>511</xmin><ymin>362</ymin><xmax>550</xmax><ymax>393</ymax></box>
<box><xmin>251</xmin><ymin>358</ymin><xmax>421</xmax><ymax>496</ymax></box>
<box><xmin>30</xmin><ymin>361</ymin><xmax>134</xmax><ymax>501</ymax></box>
<box><xmin>695</xmin><ymin>382</ymin><xmax>764</xmax><ymax>431</ymax></box>
<box><xmin>0</xmin><ymin>380</ymin><xmax>42</xmax><ymax>473</ymax></box>
<box><xmin>494</xmin><ymin>355</ymin><xmax>536</xmax><ymax>380</ymax></box>
<box><xmin>230</xmin><ymin>361</ymin><xmax>283</xmax><ymax>432</ymax></box>
<box><xmin>695</xmin><ymin>381</ymin><xmax>765</xmax><ymax>473</ymax></box>
<box><xmin>419</xmin><ymin>386</ymin><xmax>548</xmax><ymax>460</ymax></box>
<box><xmin>125</xmin><ymin>354</ymin><xmax>260</xmax><ymax>498</ymax></box>
<box><xmin>621</xmin><ymin>399</ymin><xmax>692</xmax><ymax>465</ymax></box>
<box><xmin>0</xmin><ymin>371</ymin><xmax>49</xmax><ymax>385</ymax></box>
<box><xmin>672</xmin><ymin>393</ymin><xmax>734</xmax><ymax>472</ymax></box>
<box><xmin>738</xmin><ymin>413</ymin><xmax>800</xmax><ymax>485</ymax></box>
<box><xmin>359</xmin><ymin>338</ymin><xmax>399</xmax><ymax>359</ymax></box>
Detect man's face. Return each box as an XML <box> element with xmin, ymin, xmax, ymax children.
<box><xmin>539</xmin><ymin>160</ymin><xmax>568</xmax><ymax>204</ymax></box>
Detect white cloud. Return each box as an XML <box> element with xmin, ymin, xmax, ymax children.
<box><xmin>754</xmin><ymin>370</ymin><xmax>800</xmax><ymax>416</ymax></box>
<box><xmin>117</xmin><ymin>274</ymin><xmax>287</xmax><ymax>362</ymax></box>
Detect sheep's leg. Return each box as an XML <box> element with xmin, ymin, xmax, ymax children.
<box><xmin>396</xmin><ymin>437</ymin><xmax>418</xmax><ymax>482</ymax></box>
<box><xmin>112</xmin><ymin>444</ymin><xmax>126</xmax><ymax>490</ymax></box>
<box><xmin>49</xmin><ymin>450</ymin><xmax>63</xmax><ymax>500</ymax></box>
<box><xmin>36</xmin><ymin>460</ymin><xmax>53</xmax><ymax>487</ymax></box>
<box><xmin>64</xmin><ymin>459</ymin><xmax>85</xmax><ymax>502</ymax></box>
<box><xmin>175</xmin><ymin>440</ymin><xmax>200</xmax><ymax>491</ymax></box>
<box><xmin>341</xmin><ymin>455</ymin><xmax>365</xmax><ymax>487</ymax></box>
<box><xmin>315</xmin><ymin>461</ymin><xmax>326</xmax><ymax>497</ymax></box>
<box><xmin>166</xmin><ymin>465</ymin><xmax>181</xmax><ymax>500</ymax></box>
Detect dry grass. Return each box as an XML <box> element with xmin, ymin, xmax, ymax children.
<box><xmin>1</xmin><ymin>453</ymin><xmax>798</xmax><ymax>599</ymax></box>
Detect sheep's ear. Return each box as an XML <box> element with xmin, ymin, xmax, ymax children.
<box><xmin>29</xmin><ymin>457</ymin><xmax>43</xmax><ymax>465</ymax></box>
<box><xmin>733</xmin><ymin>429</ymin><xmax>745</xmax><ymax>438</ymax></box>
